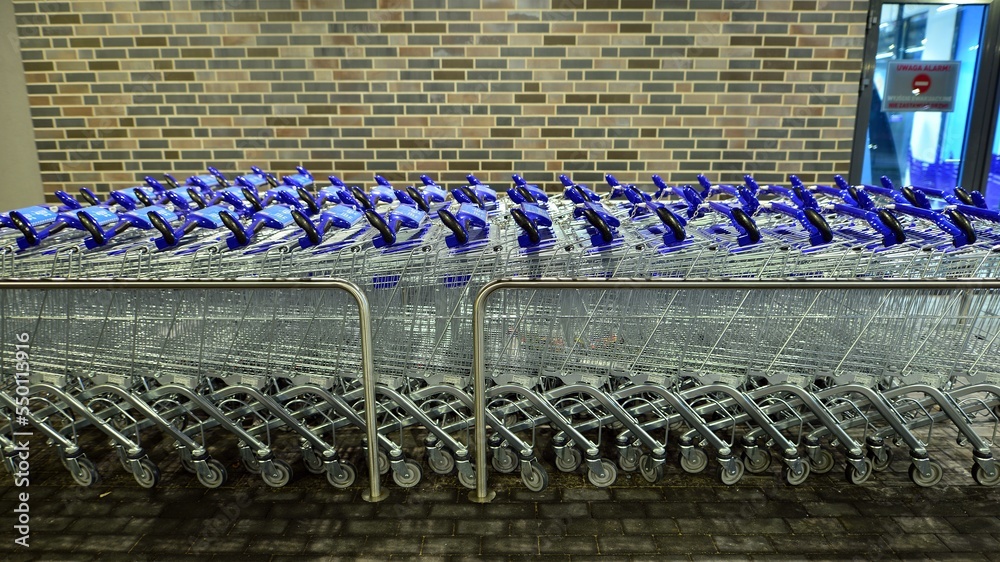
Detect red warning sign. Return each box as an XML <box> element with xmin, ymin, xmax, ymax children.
<box><xmin>883</xmin><ymin>61</ymin><xmax>960</xmax><ymax>112</ymax></box>
<box><xmin>911</xmin><ymin>74</ymin><xmax>931</xmax><ymax>95</ymax></box>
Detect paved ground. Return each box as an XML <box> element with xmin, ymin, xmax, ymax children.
<box><xmin>1</xmin><ymin>424</ymin><xmax>1000</xmax><ymax>561</ymax></box>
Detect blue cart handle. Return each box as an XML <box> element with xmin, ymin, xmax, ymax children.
<box><xmin>829</xmin><ymin>203</ymin><xmax>905</xmax><ymax>247</ymax></box>
<box><xmin>707</xmin><ymin>202</ymin><xmax>761</xmax><ymax>246</ymax></box>
<box><xmin>891</xmin><ymin>203</ymin><xmax>976</xmax><ymax>247</ymax></box>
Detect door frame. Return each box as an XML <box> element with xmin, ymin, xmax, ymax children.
<box><xmin>849</xmin><ymin>0</ymin><xmax>1000</xmax><ymax>191</ymax></box>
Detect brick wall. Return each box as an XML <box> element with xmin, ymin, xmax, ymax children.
<box><xmin>13</xmin><ymin>0</ymin><xmax>869</xmax><ymax>200</ymax></box>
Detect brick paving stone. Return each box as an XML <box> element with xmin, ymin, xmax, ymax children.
<box><xmin>478</xmin><ymin>503</ymin><xmax>537</xmax><ymax>519</ymax></box>
<box><xmin>892</xmin><ymin>516</ymin><xmax>959</xmax><ymax>534</ymax></box>
<box><xmin>675</xmin><ymin>517</ymin><xmax>739</xmax><ymax>535</ymax></box>
<box><xmin>536</xmin><ymin>535</ymin><xmax>599</xmax><ymax>554</ymax></box>
<box><xmin>881</xmin><ymin>532</ymin><xmax>954</xmax><ymax>555</ymax></box>
<box><xmin>420</xmin><ymin>536</ymin><xmax>481</xmax><ymax>556</ymax></box>
<box><xmin>365</xmin><ymin>535</ymin><xmax>424</xmax><ymax>555</ymax></box>
<box><xmin>397</xmin><ymin>519</ymin><xmax>454</xmax><ymax>536</ymax></box>
<box><xmin>837</xmin><ymin>515</ymin><xmax>904</xmax><ymax>534</ymax></box>
<box><xmin>645</xmin><ymin>501</ymin><xmax>704</xmax><ymax>518</ymax></box>
<box><xmin>713</xmin><ymin>535</ymin><xmax>775</xmax><ymax>554</ymax></box>
<box><xmin>587</xmin><ymin>501</ymin><xmax>646</xmax><ymax>519</ymax></box>
<box><xmin>324</xmin><ymin>501</ymin><xmax>376</xmax><ymax>520</ymax></box>
<box><xmin>481</xmin><ymin>535</ymin><xmax>538</xmax><ymax>555</ymax></box>
<box><xmin>342</xmin><ymin>518</ymin><xmax>400</xmax><ymax>535</ymax></box>
<box><xmin>611</xmin><ymin>488</ymin><xmax>665</xmax><ymax>502</ymax></box>
<box><xmin>561</xmin><ymin>488</ymin><xmax>612</xmax><ymax>501</ymax></box>
<box><xmin>509</xmin><ymin>519</ymin><xmax>569</xmax><ymax>536</ymax></box>
<box><xmin>597</xmin><ymin>535</ymin><xmax>659</xmax><ymax>554</ymax></box>
<box><xmin>621</xmin><ymin>517</ymin><xmax>681</xmax><ymax>535</ymax></box>
<box><xmin>945</xmin><ymin>516</ymin><xmax>1000</xmax><ymax>533</ymax></box>
<box><xmin>245</xmin><ymin>536</ymin><xmax>308</xmax><ymax>555</ymax></box>
<box><xmin>563</xmin><ymin>518</ymin><xmax>623</xmax><ymax>536</ymax></box>
<box><xmin>801</xmin><ymin>501</ymin><xmax>861</xmax><ymax>517</ymax></box>
<box><xmin>766</xmin><ymin>534</ymin><xmax>832</xmax><ymax>554</ymax></box>
<box><xmin>935</xmin><ymin>533</ymin><xmax>1000</xmax><ymax>552</ymax></box>
<box><xmin>455</xmin><ymin>519</ymin><xmax>508</xmax><ymax>536</ymax></box>
<box><xmin>784</xmin><ymin>516</ymin><xmax>846</xmax><ymax>535</ymax></box>
<box><xmin>302</xmin><ymin>536</ymin><xmax>367</xmax><ymax>556</ymax></box>
<box><xmin>653</xmin><ymin>534</ymin><xmax>719</xmax><ymax>554</ymax></box>
<box><xmin>284</xmin><ymin>518</ymin><xmax>345</xmax><ymax>535</ymax></box>
<box><xmin>537</xmin><ymin>502</ymin><xmax>590</xmax><ymax>519</ymax></box>
<box><xmin>817</xmin><ymin>533</ymin><xmax>893</xmax><ymax>555</ymax></box>
<box><xmin>230</xmin><ymin>517</ymin><xmax>291</xmax><ymax>535</ymax></box>
<box><xmin>428</xmin><ymin>503</ymin><xmax>488</xmax><ymax>519</ymax></box>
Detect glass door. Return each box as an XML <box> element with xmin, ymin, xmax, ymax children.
<box><xmin>854</xmin><ymin>2</ymin><xmax>989</xmax><ymax>189</ymax></box>
<box><xmin>987</xmin><ymin>94</ymin><xmax>1000</xmax><ymax>207</ymax></box>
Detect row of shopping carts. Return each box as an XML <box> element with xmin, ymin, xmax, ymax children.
<box><xmin>0</xmin><ymin>164</ymin><xmax>998</xmax><ymax>496</ymax></box>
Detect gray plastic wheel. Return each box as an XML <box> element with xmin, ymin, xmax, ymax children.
<box><xmin>393</xmin><ymin>460</ymin><xmax>422</xmax><ymax>488</ymax></box>
<box><xmin>679</xmin><ymin>448</ymin><xmax>709</xmax><ymax>474</ymax></box>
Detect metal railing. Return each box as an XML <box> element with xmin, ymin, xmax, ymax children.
<box><xmin>470</xmin><ymin>277</ymin><xmax>1000</xmax><ymax>502</ymax></box>
<box><xmin>0</xmin><ymin>278</ymin><xmax>389</xmax><ymax>503</ymax></box>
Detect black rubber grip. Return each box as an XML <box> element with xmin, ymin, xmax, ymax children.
<box><xmin>460</xmin><ymin>186</ymin><xmax>483</xmax><ymax>209</ymax></box>
<box><xmin>296</xmin><ymin>187</ymin><xmax>319</xmax><ymax>214</ymax></box>
<box><xmin>351</xmin><ymin>186</ymin><xmax>372</xmax><ymax>210</ymax></box>
<box><xmin>291</xmin><ymin>209</ymin><xmax>320</xmax><ymax>245</ymax></box>
<box><xmin>583</xmin><ymin>208</ymin><xmax>613</xmax><ymax>243</ymax></box>
<box><xmin>437</xmin><ymin>209</ymin><xmax>468</xmax><ymax>245</ymax></box>
<box><xmin>219</xmin><ymin>210</ymin><xmax>248</xmax><ymax>246</ymax></box>
<box><xmin>241</xmin><ymin>187</ymin><xmax>263</xmax><ymax>212</ymax></box>
<box><xmin>945</xmin><ymin>208</ymin><xmax>976</xmax><ymax>246</ymax></box>
<box><xmin>406</xmin><ymin>186</ymin><xmax>430</xmax><ymax>212</ymax></box>
<box><xmin>364</xmin><ymin>210</ymin><xmax>395</xmax><ymax>245</ymax></box>
<box><xmin>134</xmin><ymin>188</ymin><xmax>154</xmax><ymax>207</ymax></box>
<box><xmin>148</xmin><ymin>211</ymin><xmax>176</xmax><ymax>246</ymax></box>
<box><xmin>79</xmin><ymin>188</ymin><xmax>100</xmax><ymax>206</ymax></box>
<box><xmin>877</xmin><ymin>209</ymin><xmax>905</xmax><ymax>244</ymax></box>
<box><xmin>510</xmin><ymin>208</ymin><xmax>540</xmax><ymax>245</ymax></box>
<box><xmin>731</xmin><ymin>207</ymin><xmax>761</xmax><ymax>244</ymax></box>
<box><xmin>803</xmin><ymin>207</ymin><xmax>834</xmax><ymax>244</ymax></box>
<box><xmin>654</xmin><ymin>206</ymin><xmax>685</xmax><ymax>242</ymax></box>
<box><xmin>187</xmin><ymin>188</ymin><xmax>207</xmax><ymax>209</ymax></box>
<box><xmin>77</xmin><ymin>212</ymin><xmax>105</xmax><ymax>245</ymax></box>
<box><xmin>954</xmin><ymin>187</ymin><xmax>974</xmax><ymax>206</ymax></box>
<box><xmin>516</xmin><ymin>186</ymin><xmax>536</xmax><ymax>204</ymax></box>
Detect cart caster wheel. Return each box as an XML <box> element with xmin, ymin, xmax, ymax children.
<box><xmin>179</xmin><ymin>453</ymin><xmax>197</xmax><ymax>474</ymax></box>
<box><xmin>639</xmin><ymin>454</ymin><xmax>664</xmax><ymax>484</ymax></box>
<box><xmin>457</xmin><ymin>467</ymin><xmax>477</xmax><ymax>490</ymax></box>
<box><xmin>392</xmin><ymin>460</ymin><xmax>422</xmax><ymax>488</ymax></box>
<box><xmin>783</xmin><ymin>462</ymin><xmax>810</xmax><ymax>486</ymax></box>
<box><xmin>587</xmin><ymin>459</ymin><xmax>618</xmax><ymax>488</ymax></box>
<box><xmin>846</xmin><ymin>458</ymin><xmax>873</xmax><ymax>485</ymax></box>
<box><xmin>302</xmin><ymin>450</ymin><xmax>324</xmax><ymax>475</ymax></box>
<box><xmin>242</xmin><ymin>453</ymin><xmax>261</xmax><ymax>475</ymax></box>
<box><xmin>618</xmin><ymin>448</ymin><xmax>640</xmax><ymax>472</ymax></box>
<box><xmin>719</xmin><ymin>459</ymin><xmax>745</xmax><ymax>486</ymax></box>
<box><xmin>327</xmin><ymin>461</ymin><xmax>357</xmax><ymax>489</ymax></box>
<box><xmin>262</xmin><ymin>459</ymin><xmax>293</xmax><ymax>488</ymax></box>
<box><xmin>197</xmin><ymin>459</ymin><xmax>228</xmax><ymax>489</ymax></box>
<box><xmin>132</xmin><ymin>458</ymin><xmax>160</xmax><ymax>489</ymax></box>
<box><xmin>810</xmin><ymin>449</ymin><xmax>835</xmax><ymax>475</ymax></box>
<box><xmin>679</xmin><ymin>448</ymin><xmax>709</xmax><ymax>474</ymax></box>
<box><xmin>909</xmin><ymin>461</ymin><xmax>943</xmax><ymax>487</ymax></box>
<box><xmin>490</xmin><ymin>446</ymin><xmax>518</xmax><ymax>474</ymax></box>
<box><xmin>116</xmin><ymin>448</ymin><xmax>131</xmax><ymax>472</ymax></box>
<box><xmin>972</xmin><ymin>464</ymin><xmax>999</xmax><ymax>486</ymax></box>
<box><xmin>868</xmin><ymin>446</ymin><xmax>892</xmax><ymax>472</ymax></box>
<box><xmin>71</xmin><ymin>458</ymin><xmax>100</xmax><ymax>487</ymax></box>
<box><xmin>522</xmin><ymin>462</ymin><xmax>549</xmax><ymax>492</ymax></box>
<box><xmin>377</xmin><ymin>451</ymin><xmax>389</xmax><ymax>476</ymax></box>
<box><xmin>744</xmin><ymin>449</ymin><xmax>772</xmax><ymax>474</ymax></box>
<box><xmin>555</xmin><ymin>447</ymin><xmax>582</xmax><ymax>473</ymax></box>
<box><xmin>428</xmin><ymin>449</ymin><xmax>455</xmax><ymax>475</ymax></box>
